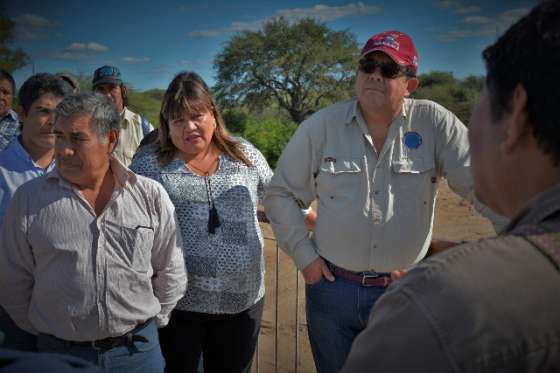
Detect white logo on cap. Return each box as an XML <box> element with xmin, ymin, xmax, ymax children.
<box><xmin>373</xmin><ymin>35</ymin><xmax>399</xmax><ymax>51</ymax></box>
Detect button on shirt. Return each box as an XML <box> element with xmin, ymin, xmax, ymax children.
<box><xmin>264</xmin><ymin>98</ymin><xmax>502</xmax><ymax>273</ymax></box>
<box><xmin>0</xmin><ymin>110</ymin><xmax>20</xmax><ymax>151</ymax></box>
<box><xmin>0</xmin><ymin>138</ymin><xmax>55</xmax><ymax>225</ymax></box>
<box><xmin>0</xmin><ymin>158</ymin><xmax>187</xmax><ymax>341</ymax></box>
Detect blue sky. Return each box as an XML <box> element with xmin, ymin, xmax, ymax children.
<box><xmin>6</xmin><ymin>0</ymin><xmax>535</xmax><ymax>91</ymax></box>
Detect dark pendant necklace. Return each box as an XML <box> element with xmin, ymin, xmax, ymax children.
<box><xmin>187</xmin><ymin>158</ymin><xmax>221</xmax><ymax>234</ymax></box>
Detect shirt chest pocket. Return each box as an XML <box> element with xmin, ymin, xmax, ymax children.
<box><xmin>315</xmin><ymin>157</ymin><xmax>364</xmax><ymax>204</ymax></box>
<box><xmin>113</xmin><ymin>225</ymin><xmax>155</xmax><ymax>273</ymax></box>
<box><xmin>391</xmin><ymin>156</ymin><xmax>437</xmax><ymax>196</ymax></box>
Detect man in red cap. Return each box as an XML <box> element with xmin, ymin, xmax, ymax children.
<box><xmin>264</xmin><ymin>30</ymin><xmax>503</xmax><ymax>373</ymax></box>
<box><xmin>342</xmin><ymin>2</ymin><xmax>560</xmax><ymax>370</ymax></box>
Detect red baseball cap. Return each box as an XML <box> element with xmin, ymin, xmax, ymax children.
<box><xmin>360</xmin><ymin>30</ymin><xmax>419</xmax><ymax>74</ymax></box>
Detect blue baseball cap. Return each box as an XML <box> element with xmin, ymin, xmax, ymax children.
<box><xmin>92</xmin><ymin>65</ymin><xmax>122</xmax><ymax>88</ymax></box>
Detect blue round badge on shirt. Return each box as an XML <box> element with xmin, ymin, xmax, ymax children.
<box><xmin>404</xmin><ymin>131</ymin><xmax>422</xmax><ymax>149</ymax></box>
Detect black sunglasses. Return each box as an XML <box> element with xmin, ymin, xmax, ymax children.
<box><xmin>358</xmin><ymin>58</ymin><xmax>406</xmax><ymax>79</ymax></box>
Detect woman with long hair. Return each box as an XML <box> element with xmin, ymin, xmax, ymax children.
<box><xmin>130</xmin><ymin>71</ymin><xmax>271</xmax><ymax>373</ymax></box>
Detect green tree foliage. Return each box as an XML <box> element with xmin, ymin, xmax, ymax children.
<box><xmin>54</xmin><ymin>72</ymin><xmax>92</xmax><ymax>93</ymax></box>
<box><xmin>243</xmin><ymin>117</ymin><xmax>297</xmax><ymax>168</ymax></box>
<box><xmin>412</xmin><ymin>72</ymin><xmax>484</xmax><ymax>125</ymax></box>
<box><xmin>74</xmin><ymin>74</ymin><xmax>93</xmax><ymax>92</ymax></box>
<box><xmin>127</xmin><ymin>88</ymin><xmax>165</xmax><ymax>127</ymax></box>
<box><xmin>222</xmin><ymin>109</ymin><xmax>297</xmax><ymax>168</ymax></box>
<box><xmin>0</xmin><ymin>13</ymin><xmax>29</xmax><ymax>72</ymax></box>
<box><xmin>222</xmin><ymin>108</ymin><xmax>251</xmax><ymax>134</ymax></box>
<box><xmin>214</xmin><ymin>17</ymin><xmax>358</xmax><ymax>124</ymax></box>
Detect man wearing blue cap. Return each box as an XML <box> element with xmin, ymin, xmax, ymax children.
<box><xmin>92</xmin><ymin>65</ymin><xmax>153</xmax><ymax>166</ymax></box>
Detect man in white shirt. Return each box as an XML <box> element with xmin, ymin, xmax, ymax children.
<box><xmin>0</xmin><ymin>93</ymin><xmax>186</xmax><ymax>372</ymax></box>
<box><xmin>92</xmin><ymin>65</ymin><xmax>153</xmax><ymax>166</ymax></box>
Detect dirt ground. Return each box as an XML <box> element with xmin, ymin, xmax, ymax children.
<box><xmin>252</xmin><ymin>181</ymin><xmax>496</xmax><ymax>373</ymax></box>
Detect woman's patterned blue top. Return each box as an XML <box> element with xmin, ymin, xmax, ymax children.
<box><xmin>130</xmin><ymin>139</ymin><xmax>272</xmax><ymax>314</ymax></box>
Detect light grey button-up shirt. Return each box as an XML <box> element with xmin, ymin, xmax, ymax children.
<box><xmin>264</xmin><ymin>98</ymin><xmax>502</xmax><ymax>273</ymax></box>
<box><xmin>0</xmin><ymin>158</ymin><xmax>187</xmax><ymax>341</ymax></box>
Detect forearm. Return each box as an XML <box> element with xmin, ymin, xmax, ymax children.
<box><xmin>152</xmin><ymin>250</ymin><xmax>187</xmax><ymax>327</ymax></box>
<box><xmin>264</xmin><ymin>189</ymin><xmax>318</xmax><ymax>269</ymax></box>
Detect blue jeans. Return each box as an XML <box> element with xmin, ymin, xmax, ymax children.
<box><xmin>36</xmin><ymin>320</ymin><xmax>164</xmax><ymax>373</ymax></box>
<box><xmin>0</xmin><ymin>348</ymin><xmax>103</xmax><ymax>372</ymax></box>
<box><xmin>0</xmin><ymin>306</ymin><xmax>37</xmax><ymax>351</ymax></box>
<box><xmin>305</xmin><ymin>276</ymin><xmax>387</xmax><ymax>373</ymax></box>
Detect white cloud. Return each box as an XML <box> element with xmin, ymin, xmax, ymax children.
<box><xmin>188</xmin><ymin>2</ymin><xmax>382</xmax><ymax>38</ymax></box>
<box><xmin>53</xmin><ymin>51</ymin><xmax>88</xmax><ymax>60</ymax></box>
<box><xmin>55</xmin><ymin>42</ymin><xmax>110</xmax><ymax>60</ymax></box>
<box><xmin>436</xmin><ymin>7</ymin><xmax>530</xmax><ymax>42</ymax></box>
<box><xmin>13</xmin><ymin>14</ymin><xmax>59</xmax><ymax>28</ymax></box>
<box><xmin>87</xmin><ymin>42</ymin><xmax>109</xmax><ymax>52</ymax></box>
<box><xmin>12</xmin><ymin>13</ymin><xmax>60</xmax><ymax>40</ymax></box>
<box><xmin>66</xmin><ymin>42</ymin><xmax>109</xmax><ymax>52</ymax></box>
<box><xmin>276</xmin><ymin>2</ymin><xmax>382</xmax><ymax>23</ymax></box>
<box><xmin>122</xmin><ymin>56</ymin><xmax>151</xmax><ymax>64</ymax></box>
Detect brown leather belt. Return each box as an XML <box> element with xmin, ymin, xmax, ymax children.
<box><xmin>328</xmin><ymin>263</ymin><xmax>392</xmax><ymax>287</ymax></box>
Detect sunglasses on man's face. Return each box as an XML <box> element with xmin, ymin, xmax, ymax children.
<box><xmin>358</xmin><ymin>58</ymin><xmax>406</xmax><ymax>79</ymax></box>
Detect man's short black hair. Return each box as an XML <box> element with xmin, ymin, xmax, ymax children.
<box><xmin>483</xmin><ymin>0</ymin><xmax>560</xmax><ymax>165</ymax></box>
<box><xmin>0</xmin><ymin>69</ymin><xmax>16</xmax><ymax>94</ymax></box>
<box><xmin>18</xmin><ymin>73</ymin><xmax>73</xmax><ymax>114</ymax></box>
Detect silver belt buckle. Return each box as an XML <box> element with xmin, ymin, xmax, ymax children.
<box><xmin>90</xmin><ymin>340</ymin><xmax>102</xmax><ymax>350</ymax></box>
<box><xmin>361</xmin><ymin>273</ymin><xmax>380</xmax><ymax>286</ymax></box>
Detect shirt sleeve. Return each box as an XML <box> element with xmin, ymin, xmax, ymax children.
<box><xmin>263</xmin><ymin>119</ymin><xmax>320</xmax><ymax>270</ymax></box>
<box><xmin>244</xmin><ymin>141</ymin><xmax>273</xmax><ymax>205</ymax></box>
<box><xmin>433</xmin><ymin>105</ymin><xmax>508</xmax><ymax>231</ymax></box>
<box><xmin>150</xmin><ymin>184</ymin><xmax>187</xmax><ymax>328</ymax></box>
<box><xmin>341</xmin><ymin>286</ymin><xmax>453</xmax><ymax>372</ymax></box>
<box><xmin>0</xmin><ymin>189</ymin><xmax>38</xmax><ymax>334</ymax></box>
<box><xmin>141</xmin><ymin>116</ymin><xmax>154</xmax><ymax>136</ymax></box>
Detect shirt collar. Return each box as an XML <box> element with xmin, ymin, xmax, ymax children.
<box><xmin>47</xmin><ymin>156</ymin><xmax>137</xmax><ymax>189</ymax></box>
<box><xmin>120</xmin><ymin>107</ymin><xmax>135</xmax><ymax>129</ymax></box>
<box><xmin>4</xmin><ymin>109</ymin><xmax>18</xmax><ymax>121</ymax></box>
<box><xmin>345</xmin><ymin>98</ymin><xmax>409</xmax><ymax>127</ymax></box>
<box><xmin>11</xmin><ymin>136</ymin><xmax>31</xmax><ymax>162</ymax></box>
<box><xmin>505</xmin><ymin>182</ymin><xmax>560</xmax><ymax>232</ymax></box>
<box><xmin>121</xmin><ymin>106</ymin><xmax>133</xmax><ymax>119</ymax></box>
<box><xmin>9</xmin><ymin>136</ymin><xmax>55</xmax><ymax>169</ymax></box>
